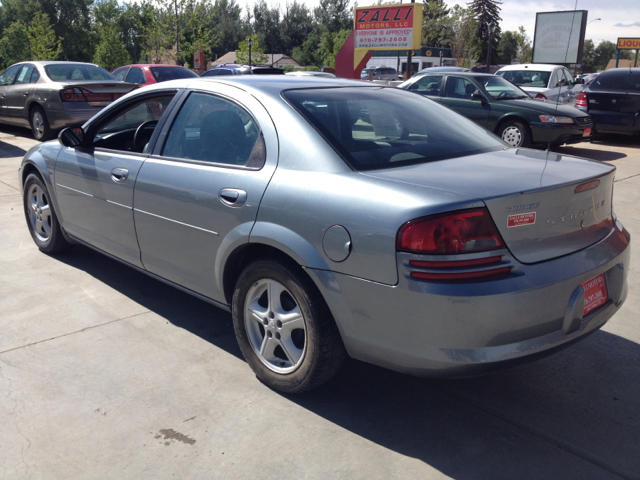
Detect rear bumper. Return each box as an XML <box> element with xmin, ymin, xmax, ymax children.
<box><xmin>589</xmin><ymin>110</ymin><xmax>640</xmax><ymax>135</ymax></box>
<box><xmin>308</xmin><ymin>222</ymin><xmax>630</xmax><ymax>377</ymax></box>
<box><xmin>530</xmin><ymin>121</ymin><xmax>593</xmax><ymax>145</ymax></box>
<box><xmin>44</xmin><ymin>103</ymin><xmax>106</xmax><ymax>130</ymax></box>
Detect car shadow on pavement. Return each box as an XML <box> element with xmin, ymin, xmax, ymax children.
<box><xmin>285</xmin><ymin>331</ymin><xmax>640</xmax><ymax>479</ymax></box>
<box><xmin>54</xmin><ymin>244</ymin><xmax>243</xmax><ymax>361</ymax></box>
<box><xmin>55</xmin><ymin>245</ymin><xmax>639</xmax><ymax>479</ymax></box>
<box><xmin>0</xmin><ymin>139</ymin><xmax>27</xmax><ymax>158</ymax></box>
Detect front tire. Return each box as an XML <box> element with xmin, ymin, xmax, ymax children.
<box><xmin>30</xmin><ymin>106</ymin><xmax>54</xmax><ymax>141</ymax></box>
<box><xmin>232</xmin><ymin>258</ymin><xmax>346</xmax><ymax>393</ymax></box>
<box><xmin>23</xmin><ymin>173</ymin><xmax>71</xmax><ymax>254</ymax></box>
<box><xmin>498</xmin><ymin>120</ymin><xmax>531</xmax><ymax>148</ymax></box>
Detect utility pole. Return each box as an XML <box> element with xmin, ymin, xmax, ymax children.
<box><xmin>485</xmin><ymin>22</ymin><xmax>496</xmax><ymax>74</ymax></box>
<box><xmin>404</xmin><ymin>0</ymin><xmax>415</xmax><ymax>80</ymax></box>
<box><xmin>248</xmin><ymin>36</ymin><xmax>253</xmax><ymax>67</ymax></box>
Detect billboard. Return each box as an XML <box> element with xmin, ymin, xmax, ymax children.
<box><xmin>532</xmin><ymin>10</ymin><xmax>588</xmax><ymax>64</ymax></box>
<box><xmin>617</xmin><ymin>38</ymin><xmax>640</xmax><ymax>50</ymax></box>
<box><xmin>354</xmin><ymin>4</ymin><xmax>423</xmax><ymax>51</ymax></box>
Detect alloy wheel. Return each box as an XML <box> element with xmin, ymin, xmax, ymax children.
<box><xmin>244</xmin><ymin>278</ymin><xmax>307</xmax><ymax>374</ymax></box>
<box><xmin>32</xmin><ymin>111</ymin><xmax>45</xmax><ymax>139</ymax></box>
<box><xmin>27</xmin><ymin>184</ymin><xmax>52</xmax><ymax>242</ymax></box>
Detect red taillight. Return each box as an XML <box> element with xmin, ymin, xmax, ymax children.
<box><xmin>576</xmin><ymin>92</ymin><xmax>587</xmax><ymax>108</ymax></box>
<box><xmin>535</xmin><ymin>93</ymin><xmax>547</xmax><ymax>100</ymax></box>
<box><xmin>60</xmin><ymin>87</ymin><xmax>122</xmax><ymax>103</ymax></box>
<box><xmin>409</xmin><ymin>256</ymin><xmax>502</xmax><ymax>269</ymax></box>
<box><xmin>397</xmin><ymin>208</ymin><xmax>505</xmax><ymax>254</ymax></box>
<box><xmin>411</xmin><ymin>267</ymin><xmax>511</xmax><ymax>281</ymax></box>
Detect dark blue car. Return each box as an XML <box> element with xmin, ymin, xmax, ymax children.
<box><xmin>201</xmin><ymin>64</ymin><xmax>285</xmax><ymax>77</ymax></box>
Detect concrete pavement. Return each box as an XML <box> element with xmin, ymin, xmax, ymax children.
<box><xmin>1</xmin><ymin>127</ymin><xmax>639</xmax><ymax>479</ymax></box>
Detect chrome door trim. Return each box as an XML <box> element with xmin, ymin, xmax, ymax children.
<box><xmin>57</xmin><ymin>183</ymin><xmax>132</xmax><ymax>210</ymax></box>
<box><xmin>56</xmin><ymin>183</ymin><xmax>93</xmax><ymax>197</ymax></box>
<box><xmin>133</xmin><ymin>208</ymin><xmax>219</xmax><ymax>235</ymax></box>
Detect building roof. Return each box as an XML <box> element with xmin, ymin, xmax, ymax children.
<box><xmin>213</xmin><ymin>52</ymin><xmax>300</xmax><ymax>66</ymax></box>
<box><xmin>605</xmin><ymin>59</ymin><xmax>635</xmax><ymax>70</ymax></box>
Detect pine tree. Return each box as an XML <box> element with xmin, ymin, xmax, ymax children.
<box><xmin>467</xmin><ymin>0</ymin><xmax>502</xmax><ymax>65</ymax></box>
<box><xmin>28</xmin><ymin>13</ymin><xmax>63</xmax><ymax>61</ymax></box>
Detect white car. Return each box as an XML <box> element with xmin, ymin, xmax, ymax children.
<box><xmin>495</xmin><ymin>64</ymin><xmax>584</xmax><ymax>104</ymax></box>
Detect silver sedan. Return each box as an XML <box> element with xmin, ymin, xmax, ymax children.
<box><xmin>19</xmin><ymin>77</ymin><xmax>630</xmax><ymax>393</ymax></box>
<box><xmin>0</xmin><ymin>61</ymin><xmax>137</xmax><ymax>141</ymax></box>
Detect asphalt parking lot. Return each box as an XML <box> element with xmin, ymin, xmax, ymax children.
<box><xmin>1</xmin><ymin>126</ymin><xmax>639</xmax><ymax>479</ymax></box>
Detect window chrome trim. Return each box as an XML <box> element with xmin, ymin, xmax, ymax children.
<box><xmin>133</xmin><ymin>208</ymin><xmax>219</xmax><ymax>235</ymax></box>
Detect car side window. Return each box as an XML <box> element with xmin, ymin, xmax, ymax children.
<box><xmin>0</xmin><ymin>65</ymin><xmax>22</xmax><ymax>86</ymax></box>
<box><xmin>409</xmin><ymin>75</ymin><xmax>443</xmax><ymax>96</ymax></box>
<box><xmin>92</xmin><ymin>94</ymin><xmax>176</xmax><ymax>152</ymax></box>
<box><xmin>113</xmin><ymin>67</ymin><xmax>130</xmax><ymax>81</ymax></box>
<box><xmin>30</xmin><ymin>68</ymin><xmax>40</xmax><ymax>83</ymax></box>
<box><xmin>563</xmin><ymin>69</ymin><xmax>574</xmax><ymax>86</ymax></box>
<box><xmin>444</xmin><ymin>77</ymin><xmax>477</xmax><ymax>99</ymax></box>
<box><xmin>554</xmin><ymin>69</ymin><xmax>565</xmax><ymax>88</ymax></box>
<box><xmin>162</xmin><ymin>92</ymin><xmax>265</xmax><ymax>168</ymax></box>
<box><xmin>14</xmin><ymin>65</ymin><xmax>35</xmax><ymax>85</ymax></box>
<box><xmin>126</xmin><ymin>67</ymin><xmax>145</xmax><ymax>85</ymax></box>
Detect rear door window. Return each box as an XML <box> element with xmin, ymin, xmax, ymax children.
<box><xmin>14</xmin><ymin>64</ymin><xmax>35</xmax><ymax>85</ymax></box>
<box><xmin>408</xmin><ymin>75</ymin><xmax>443</xmax><ymax>96</ymax></box>
<box><xmin>162</xmin><ymin>92</ymin><xmax>266</xmax><ymax>168</ymax></box>
<box><xmin>444</xmin><ymin>77</ymin><xmax>476</xmax><ymax>99</ymax></box>
<box><xmin>0</xmin><ymin>65</ymin><xmax>22</xmax><ymax>85</ymax></box>
<box><xmin>125</xmin><ymin>67</ymin><xmax>146</xmax><ymax>85</ymax></box>
<box><xmin>112</xmin><ymin>67</ymin><xmax>130</xmax><ymax>81</ymax></box>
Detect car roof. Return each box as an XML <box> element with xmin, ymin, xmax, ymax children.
<box><xmin>497</xmin><ymin>64</ymin><xmax>560</xmax><ymax>72</ymax></box>
<box><xmin>14</xmin><ymin>61</ymin><xmax>102</xmax><ymax>67</ymax></box>
<box><xmin>117</xmin><ymin>64</ymin><xmax>188</xmax><ymax>68</ymax></box>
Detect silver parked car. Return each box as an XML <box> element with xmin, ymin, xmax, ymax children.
<box><xmin>0</xmin><ymin>61</ymin><xmax>137</xmax><ymax>141</ymax></box>
<box><xmin>496</xmin><ymin>64</ymin><xmax>584</xmax><ymax>104</ymax></box>
<box><xmin>361</xmin><ymin>67</ymin><xmax>398</xmax><ymax>81</ymax></box>
<box><xmin>20</xmin><ymin>77</ymin><xmax>630</xmax><ymax>393</ymax></box>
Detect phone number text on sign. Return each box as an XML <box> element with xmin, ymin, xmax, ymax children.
<box><xmin>356</xmin><ymin>29</ymin><xmax>412</xmax><ymax>49</ymax></box>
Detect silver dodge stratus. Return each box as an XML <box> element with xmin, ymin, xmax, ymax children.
<box><xmin>19</xmin><ymin>77</ymin><xmax>630</xmax><ymax>393</ymax></box>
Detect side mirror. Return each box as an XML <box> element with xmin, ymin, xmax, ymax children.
<box><xmin>575</xmin><ymin>78</ymin><xmax>585</xmax><ymax>85</ymax></box>
<box><xmin>58</xmin><ymin>127</ymin><xmax>84</xmax><ymax>147</ymax></box>
<box><xmin>471</xmin><ymin>92</ymin><xmax>486</xmax><ymax>102</ymax></box>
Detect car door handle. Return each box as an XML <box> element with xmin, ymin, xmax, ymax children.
<box><xmin>219</xmin><ymin>188</ymin><xmax>247</xmax><ymax>207</ymax></box>
<box><xmin>111</xmin><ymin>168</ymin><xmax>129</xmax><ymax>183</ymax></box>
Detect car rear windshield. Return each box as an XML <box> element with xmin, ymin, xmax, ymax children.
<box><xmin>283</xmin><ymin>87</ymin><xmax>505</xmax><ymax>171</ymax></box>
<box><xmin>150</xmin><ymin>67</ymin><xmax>198</xmax><ymax>82</ymax></box>
<box><xmin>497</xmin><ymin>70</ymin><xmax>551</xmax><ymax>88</ymax></box>
<box><xmin>45</xmin><ymin>64</ymin><xmax>116</xmax><ymax>81</ymax></box>
<box><xmin>590</xmin><ymin>72</ymin><xmax>640</xmax><ymax>91</ymax></box>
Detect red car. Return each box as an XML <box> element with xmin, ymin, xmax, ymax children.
<box><xmin>112</xmin><ymin>64</ymin><xmax>198</xmax><ymax>87</ymax></box>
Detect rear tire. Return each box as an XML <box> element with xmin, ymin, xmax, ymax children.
<box><xmin>23</xmin><ymin>173</ymin><xmax>72</xmax><ymax>254</ymax></box>
<box><xmin>232</xmin><ymin>258</ymin><xmax>346</xmax><ymax>393</ymax></box>
<box><xmin>30</xmin><ymin>106</ymin><xmax>54</xmax><ymax>142</ymax></box>
<box><xmin>498</xmin><ymin>120</ymin><xmax>531</xmax><ymax>148</ymax></box>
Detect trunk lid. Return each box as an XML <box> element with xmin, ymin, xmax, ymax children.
<box><xmin>363</xmin><ymin>148</ymin><xmax>615</xmax><ymax>264</ymax></box>
<box><xmin>587</xmin><ymin>90</ymin><xmax>640</xmax><ymax>114</ymax></box>
<box><xmin>59</xmin><ymin>81</ymin><xmax>138</xmax><ymax>94</ymax></box>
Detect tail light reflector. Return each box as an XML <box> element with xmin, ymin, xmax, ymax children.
<box><xmin>574</xmin><ymin>179</ymin><xmax>599</xmax><ymax>193</ymax></box>
<box><xmin>575</xmin><ymin>92</ymin><xmax>587</xmax><ymax>109</ymax></box>
<box><xmin>409</xmin><ymin>256</ymin><xmax>502</xmax><ymax>269</ymax></box>
<box><xmin>411</xmin><ymin>267</ymin><xmax>511</xmax><ymax>281</ymax></box>
<box><xmin>535</xmin><ymin>93</ymin><xmax>547</xmax><ymax>100</ymax></box>
<box><xmin>397</xmin><ymin>208</ymin><xmax>505</xmax><ymax>254</ymax></box>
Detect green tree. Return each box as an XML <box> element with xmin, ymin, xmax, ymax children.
<box><xmin>93</xmin><ymin>24</ymin><xmax>131</xmax><ymax>70</ymax></box>
<box><xmin>449</xmin><ymin>5</ymin><xmax>477</xmax><ymax>67</ymax></box>
<box><xmin>516</xmin><ymin>26</ymin><xmax>532</xmax><ymax>63</ymax></box>
<box><xmin>467</xmin><ymin>0</ymin><xmax>502</xmax><ymax>64</ymax></box>
<box><xmin>0</xmin><ymin>21</ymin><xmax>29</xmax><ymax>68</ymax></box>
<box><xmin>582</xmin><ymin>39</ymin><xmax>596</xmax><ymax>72</ymax></box>
<box><xmin>253</xmin><ymin>0</ymin><xmax>282</xmax><ymax>56</ymax></box>
<box><xmin>497</xmin><ymin>30</ymin><xmax>518</xmax><ymax>64</ymax></box>
<box><xmin>211</xmin><ymin>0</ymin><xmax>248</xmax><ymax>58</ymax></box>
<box><xmin>327</xmin><ymin>28</ymin><xmax>350</xmax><ymax>68</ymax></box>
<box><xmin>421</xmin><ymin>0</ymin><xmax>452</xmax><ymax>48</ymax></box>
<box><xmin>314</xmin><ymin>0</ymin><xmax>352</xmax><ymax>34</ymax></box>
<box><xmin>594</xmin><ymin>40</ymin><xmax>617</xmax><ymax>70</ymax></box>
<box><xmin>280</xmin><ymin>1</ymin><xmax>313</xmax><ymax>56</ymax></box>
<box><xmin>28</xmin><ymin>12</ymin><xmax>63</xmax><ymax>61</ymax></box>
<box><xmin>235</xmin><ymin>34</ymin><xmax>268</xmax><ymax>64</ymax></box>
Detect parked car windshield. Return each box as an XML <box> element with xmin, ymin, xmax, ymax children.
<box><xmin>497</xmin><ymin>70</ymin><xmax>551</xmax><ymax>87</ymax></box>
<box><xmin>283</xmin><ymin>87</ymin><xmax>505</xmax><ymax>171</ymax></box>
<box><xmin>475</xmin><ymin>75</ymin><xmax>529</xmax><ymax>99</ymax></box>
<box><xmin>589</xmin><ymin>72</ymin><xmax>640</xmax><ymax>91</ymax></box>
<box><xmin>45</xmin><ymin>64</ymin><xmax>116</xmax><ymax>81</ymax></box>
<box><xmin>150</xmin><ymin>67</ymin><xmax>198</xmax><ymax>82</ymax></box>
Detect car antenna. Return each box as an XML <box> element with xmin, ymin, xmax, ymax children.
<box><xmin>548</xmin><ymin>0</ymin><xmax>579</xmax><ymax>152</ymax></box>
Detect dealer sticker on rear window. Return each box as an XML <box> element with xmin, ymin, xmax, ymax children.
<box><xmin>507</xmin><ymin>212</ymin><xmax>536</xmax><ymax>228</ymax></box>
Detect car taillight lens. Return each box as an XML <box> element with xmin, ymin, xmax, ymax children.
<box><xmin>60</xmin><ymin>87</ymin><xmax>123</xmax><ymax>103</ymax></box>
<box><xmin>397</xmin><ymin>208</ymin><xmax>505</xmax><ymax>254</ymax></box>
<box><xmin>576</xmin><ymin>92</ymin><xmax>587</xmax><ymax>108</ymax></box>
<box><xmin>535</xmin><ymin>93</ymin><xmax>547</xmax><ymax>100</ymax></box>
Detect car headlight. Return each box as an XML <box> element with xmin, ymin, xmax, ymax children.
<box><xmin>538</xmin><ymin>115</ymin><xmax>575</xmax><ymax>124</ymax></box>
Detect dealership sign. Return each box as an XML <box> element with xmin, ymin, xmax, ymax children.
<box><xmin>354</xmin><ymin>3</ymin><xmax>423</xmax><ymax>51</ymax></box>
<box><xmin>617</xmin><ymin>38</ymin><xmax>640</xmax><ymax>50</ymax></box>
